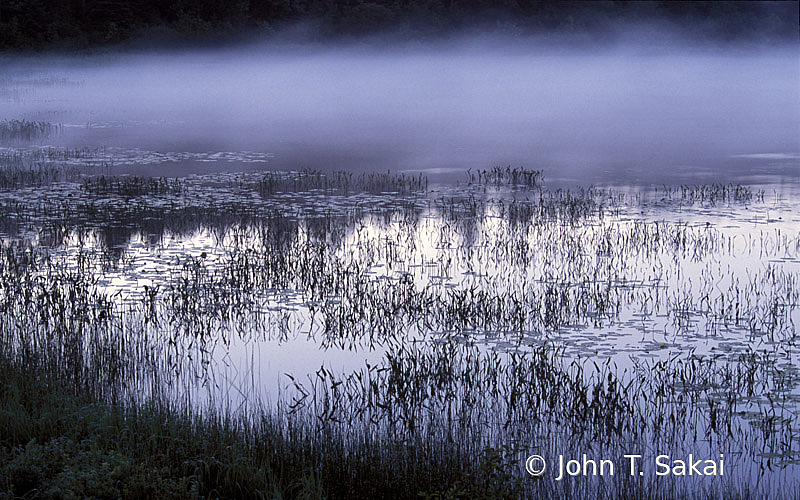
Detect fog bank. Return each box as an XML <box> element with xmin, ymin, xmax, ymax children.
<box><xmin>3</xmin><ymin>40</ymin><xmax>798</xmax><ymax>184</ymax></box>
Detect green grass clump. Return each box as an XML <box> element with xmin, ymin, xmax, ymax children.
<box><xmin>0</xmin><ymin>358</ymin><xmax>510</xmax><ymax>500</ymax></box>
<box><xmin>0</xmin><ymin>360</ymin><xmax>295</xmax><ymax>499</ymax></box>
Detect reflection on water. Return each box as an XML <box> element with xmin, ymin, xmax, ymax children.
<box><xmin>1</xmin><ymin>43</ymin><xmax>800</xmax><ymax>497</ymax></box>
<box><xmin>1</xmin><ymin>169</ymin><xmax>799</xmax><ymax>494</ymax></box>
<box><xmin>9</xmin><ymin>172</ymin><xmax>799</xmax><ymax>382</ymax></box>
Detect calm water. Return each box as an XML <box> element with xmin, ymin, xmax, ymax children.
<box><xmin>2</xmin><ymin>43</ymin><xmax>798</xmax><ymax>182</ymax></box>
<box><xmin>2</xmin><ymin>41</ymin><xmax>799</xmax><ymax>497</ymax></box>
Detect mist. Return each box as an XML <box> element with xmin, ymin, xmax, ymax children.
<box><xmin>3</xmin><ymin>36</ymin><xmax>798</xmax><ymax>185</ymax></box>
<box><xmin>3</xmin><ymin>9</ymin><xmax>800</xmax><ymax>498</ymax></box>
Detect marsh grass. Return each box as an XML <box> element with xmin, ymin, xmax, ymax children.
<box><xmin>254</xmin><ymin>169</ymin><xmax>428</xmax><ymax>196</ymax></box>
<box><xmin>0</xmin><ymin>164</ymin><xmax>82</xmax><ymax>189</ymax></box>
<box><xmin>0</xmin><ymin>147</ymin><xmax>110</xmax><ymax>189</ymax></box>
<box><xmin>81</xmin><ymin>175</ymin><xmax>185</xmax><ymax>197</ymax></box>
<box><xmin>0</xmin><ymin>323</ymin><xmax>785</xmax><ymax>499</ymax></box>
<box><xmin>0</xmin><ymin>169</ymin><xmax>797</xmax><ymax>499</ymax></box>
<box><xmin>0</xmin><ymin>120</ymin><xmax>61</xmax><ymax>143</ymax></box>
<box><xmin>0</xmin><ymin>356</ymin><xmax>501</xmax><ymax>500</ymax></box>
<box><xmin>467</xmin><ymin>166</ymin><xmax>543</xmax><ymax>188</ymax></box>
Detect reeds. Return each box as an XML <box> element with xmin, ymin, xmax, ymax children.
<box><xmin>0</xmin><ymin>167</ymin><xmax>797</xmax><ymax>499</ymax></box>
<box><xmin>254</xmin><ymin>168</ymin><xmax>428</xmax><ymax>196</ymax></box>
<box><xmin>0</xmin><ymin>119</ymin><xmax>61</xmax><ymax>142</ymax></box>
<box><xmin>81</xmin><ymin>175</ymin><xmax>185</xmax><ymax>196</ymax></box>
<box><xmin>467</xmin><ymin>166</ymin><xmax>543</xmax><ymax>188</ymax></box>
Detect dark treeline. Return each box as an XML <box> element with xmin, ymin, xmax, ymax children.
<box><xmin>0</xmin><ymin>0</ymin><xmax>796</xmax><ymax>50</ymax></box>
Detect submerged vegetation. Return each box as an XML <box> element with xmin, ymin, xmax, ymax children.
<box><xmin>0</xmin><ymin>151</ymin><xmax>798</xmax><ymax>498</ymax></box>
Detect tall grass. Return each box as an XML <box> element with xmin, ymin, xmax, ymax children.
<box><xmin>0</xmin><ymin>169</ymin><xmax>797</xmax><ymax>499</ymax></box>
<box><xmin>0</xmin><ymin>120</ymin><xmax>61</xmax><ymax>143</ymax></box>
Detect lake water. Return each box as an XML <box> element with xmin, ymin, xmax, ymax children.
<box><xmin>1</xmin><ymin>41</ymin><xmax>799</xmax><ymax>497</ymax></box>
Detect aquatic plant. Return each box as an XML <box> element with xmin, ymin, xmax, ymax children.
<box><xmin>0</xmin><ymin>119</ymin><xmax>60</xmax><ymax>142</ymax></box>
<box><xmin>0</xmin><ymin>168</ymin><xmax>798</xmax><ymax>499</ymax></box>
